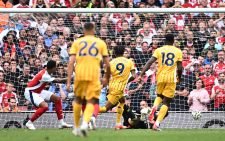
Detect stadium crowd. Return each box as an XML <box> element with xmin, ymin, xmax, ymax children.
<box><xmin>0</xmin><ymin>0</ymin><xmax>225</xmax><ymax>112</ymax></box>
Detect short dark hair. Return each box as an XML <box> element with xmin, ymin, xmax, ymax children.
<box><xmin>165</xmin><ymin>34</ymin><xmax>174</xmax><ymax>45</ymax></box>
<box><xmin>3</xmin><ymin>61</ymin><xmax>10</xmax><ymax>66</ymax></box>
<box><xmin>114</xmin><ymin>45</ymin><xmax>125</xmax><ymax>57</ymax></box>
<box><xmin>196</xmin><ymin>78</ymin><xmax>205</xmax><ymax>88</ymax></box>
<box><xmin>47</xmin><ymin>60</ymin><xmax>56</xmax><ymax>69</ymax></box>
<box><xmin>84</xmin><ymin>22</ymin><xmax>95</xmax><ymax>31</ymax></box>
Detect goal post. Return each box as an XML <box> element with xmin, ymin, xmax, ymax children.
<box><xmin>0</xmin><ymin>8</ymin><xmax>225</xmax><ymax>129</ymax></box>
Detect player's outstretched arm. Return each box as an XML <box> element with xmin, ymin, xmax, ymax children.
<box><xmin>177</xmin><ymin>61</ymin><xmax>183</xmax><ymax>82</ymax></box>
<box><xmin>102</xmin><ymin>56</ymin><xmax>111</xmax><ymax>87</ymax></box>
<box><xmin>66</xmin><ymin>55</ymin><xmax>76</xmax><ymax>91</ymax></box>
<box><xmin>140</xmin><ymin>57</ymin><xmax>157</xmax><ymax>78</ymax></box>
<box><xmin>128</xmin><ymin>70</ymin><xmax>136</xmax><ymax>83</ymax></box>
<box><xmin>53</xmin><ymin>78</ymin><xmax>67</xmax><ymax>83</ymax></box>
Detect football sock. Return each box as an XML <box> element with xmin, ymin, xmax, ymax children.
<box><xmin>83</xmin><ymin>103</ymin><xmax>94</xmax><ymax>123</ymax></box>
<box><xmin>93</xmin><ymin>104</ymin><xmax>99</xmax><ymax>118</ymax></box>
<box><xmin>55</xmin><ymin>98</ymin><xmax>63</xmax><ymax>120</ymax></box>
<box><xmin>156</xmin><ymin>104</ymin><xmax>168</xmax><ymax>123</ymax></box>
<box><xmin>73</xmin><ymin>102</ymin><xmax>82</xmax><ymax>128</ymax></box>
<box><xmin>81</xmin><ymin>104</ymin><xmax>86</xmax><ymax>114</ymax></box>
<box><xmin>153</xmin><ymin>96</ymin><xmax>163</xmax><ymax>108</ymax></box>
<box><xmin>99</xmin><ymin>106</ymin><xmax>107</xmax><ymax>112</ymax></box>
<box><xmin>30</xmin><ymin>107</ymin><xmax>48</xmax><ymax>122</ymax></box>
<box><xmin>116</xmin><ymin>102</ymin><xmax>124</xmax><ymax>124</ymax></box>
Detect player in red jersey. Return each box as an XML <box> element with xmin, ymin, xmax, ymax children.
<box><xmin>24</xmin><ymin>60</ymin><xmax>72</xmax><ymax>130</ymax></box>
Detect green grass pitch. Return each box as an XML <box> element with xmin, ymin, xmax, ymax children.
<box><xmin>1</xmin><ymin>129</ymin><xmax>225</xmax><ymax>141</ymax></box>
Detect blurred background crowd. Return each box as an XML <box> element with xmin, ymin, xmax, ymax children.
<box><xmin>0</xmin><ymin>0</ymin><xmax>225</xmax><ymax>112</ymax></box>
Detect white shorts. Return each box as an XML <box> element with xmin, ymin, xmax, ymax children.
<box><xmin>24</xmin><ymin>88</ymin><xmax>54</xmax><ymax>107</ymax></box>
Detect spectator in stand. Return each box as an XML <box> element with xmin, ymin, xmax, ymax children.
<box><xmin>137</xmin><ymin>22</ymin><xmax>156</xmax><ymax>45</ymax></box>
<box><xmin>196</xmin><ymin>21</ymin><xmax>209</xmax><ymax>51</ymax></box>
<box><xmin>73</xmin><ymin>0</ymin><xmax>94</xmax><ymax>8</ymax></box>
<box><xmin>182</xmin><ymin>49</ymin><xmax>192</xmax><ymax>68</ymax></box>
<box><xmin>5</xmin><ymin>59</ymin><xmax>21</xmax><ymax>85</ymax></box>
<box><xmin>57</xmin><ymin>17</ymin><xmax>66</xmax><ymax>33</ymax></box>
<box><xmin>32</xmin><ymin>0</ymin><xmax>49</xmax><ymax>8</ymax></box>
<box><xmin>35</xmin><ymin>44</ymin><xmax>45</xmax><ymax>58</ymax></box>
<box><xmin>203</xmin><ymin>50</ymin><xmax>216</xmax><ymax>65</ymax></box>
<box><xmin>187</xmin><ymin>78</ymin><xmax>210</xmax><ymax>111</ymax></box>
<box><xmin>44</xmin><ymin>26</ymin><xmax>58</xmax><ymax>48</ymax></box>
<box><xmin>13</xmin><ymin>0</ymin><xmax>30</xmax><ymax>8</ymax></box>
<box><xmin>148</xmin><ymin>35</ymin><xmax>159</xmax><ymax>55</ymax></box>
<box><xmin>0</xmin><ymin>82</ymin><xmax>18</xmax><ymax>109</ymax></box>
<box><xmin>49</xmin><ymin>18</ymin><xmax>58</xmax><ymax>33</ymax></box>
<box><xmin>135</xmin><ymin>35</ymin><xmax>143</xmax><ymax>51</ymax></box>
<box><xmin>0</xmin><ymin>0</ymin><xmax>13</xmax><ymax>33</ymax></box>
<box><xmin>58</xmin><ymin>35</ymin><xmax>69</xmax><ymax>62</ymax></box>
<box><xmin>17</xmin><ymin>64</ymin><xmax>33</xmax><ymax>105</ymax></box>
<box><xmin>50</xmin><ymin>0</ymin><xmax>67</xmax><ymax>7</ymax></box>
<box><xmin>0</xmin><ymin>71</ymin><xmax>6</xmax><ymax>94</ymax></box>
<box><xmin>183</xmin><ymin>31</ymin><xmax>200</xmax><ymax>56</ymax></box>
<box><xmin>2</xmin><ymin>61</ymin><xmax>10</xmax><ymax>79</ymax></box>
<box><xmin>217</xmin><ymin>27</ymin><xmax>225</xmax><ymax>45</ymax></box>
<box><xmin>70</xmin><ymin>16</ymin><xmax>82</xmax><ymax>34</ymax></box>
<box><xmin>3</xmin><ymin>52</ymin><xmax>11</xmax><ymax>62</ymax></box>
<box><xmin>3</xmin><ymin>97</ymin><xmax>20</xmax><ymax>112</ymax></box>
<box><xmin>140</xmin><ymin>41</ymin><xmax>151</xmax><ymax>66</ymax></box>
<box><xmin>39</xmin><ymin>50</ymin><xmax>48</xmax><ymax>65</ymax></box>
<box><xmin>213</xmin><ymin>50</ymin><xmax>225</xmax><ymax>78</ymax></box>
<box><xmin>2</xmin><ymin>34</ymin><xmax>17</xmax><ymax>59</ymax></box>
<box><xmin>211</xmin><ymin>72</ymin><xmax>225</xmax><ymax>111</ymax></box>
<box><xmin>18</xmin><ymin>29</ymin><xmax>28</xmax><ymax>50</ymax></box>
<box><xmin>31</xmin><ymin>58</ymin><xmax>42</xmax><ymax>74</ymax></box>
<box><xmin>204</xmin><ymin>36</ymin><xmax>222</xmax><ymax>51</ymax></box>
<box><xmin>199</xmin><ymin>64</ymin><xmax>216</xmax><ymax>96</ymax></box>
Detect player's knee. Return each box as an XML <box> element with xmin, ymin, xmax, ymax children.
<box><xmin>39</xmin><ymin>102</ymin><xmax>48</xmax><ymax>109</ymax></box>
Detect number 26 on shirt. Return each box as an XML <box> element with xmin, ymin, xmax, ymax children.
<box><xmin>79</xmin><ymin>41</ymin><xmax>99</xmax><ymax>57</ymax></box>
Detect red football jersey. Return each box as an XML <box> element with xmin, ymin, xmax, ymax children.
<box><xmin>213</xmin><ymin>62</ymin><xmax>225</xmax><ymax>77</ymax></box>
<box><xmin>213</xmin><ymin>86</ymin><xmax>225</xmax><ymax>108</ymax></box>
<box><xmin>0</xmin><ymin>91</ymin><xmax>17</xmax><ymax>108</ymax></box>
<box><xmin>27</xmin><ymin>69</ymin><xmax>55</xmax><ymax>94</ymax></box>
<box><xmin>0</xmin><ymin>82</ymin><xmax>6</xmax><ymax>94</ymax></box>
<box><xmin>199</xmin><ymin>75</ymin><xmax>216</xmax><ymax>95</ymax></box>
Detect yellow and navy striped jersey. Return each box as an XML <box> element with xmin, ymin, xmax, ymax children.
<box><xmin>70</xmin><ymin>35</ymin><xmax>108</xmax><ymax>81</ymax></box>
<box><xmin>109</xmin><ymin>57</ymin><xmax>135</xmax><ymax>91</ymax></box>
<box><xmin>153</xmin><ymin>45</ymin><xmax>182</xmax><ymax>83</ymax></box>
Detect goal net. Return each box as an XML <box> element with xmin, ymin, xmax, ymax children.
<box><xmin>0</xmin><ymin>8</ymin><xmax>225</xmax><ymax>129</ymax></box>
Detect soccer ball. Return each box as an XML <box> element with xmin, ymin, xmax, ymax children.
<box><xmin>191</xmin><ymin>111</ymin><xmax>202</xmax><ymax>120</ymax></box>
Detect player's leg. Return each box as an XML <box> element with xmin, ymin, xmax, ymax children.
<box><xmin>49</xmin><ymin>92</ymin><xmax>73</xmax><ymax>128</ymax></box>
<box><xmin>99</xmin><ymin>90</ymin><xmax>120</xmax><ymax>112</ymax></box>
<box><xmin>24</xmin><ymin>89</ymin><xmax>48</xmax><ymax>130</ymax></box>
<box><xmin>115</xmin><ymin>96</ymin><xmax>125</xmax><ymax>129</ymax></box>
<box><xmin>153</xmin><ymin>96</ymin><xmax>172</xmax><ymax>130</ymax></box>
<box><xmin>153</xmin><ymin>83</ymin><xmax>175</xmax><ymax>130</ymax></box>
<box><xmin>99</xmin><ymin>101</ymin><xmax>115</xmax><ymax>112</ymax></box>
<box><xmin>149</xmin><ymin>83</ymin><xmax>165</xmax><ymax>123</ymax></box>
<box><xmin>72</xmin><ymin>96</ymin><xmax>83</xmax><ymax>136</ymax></box>
<box><xmin>80</xmin><ymin>81</ymin><xmax>101</xmax><ymax>136</ymax></box>
<box><xmin>72</xmin><ymin>81</ymin><xmax>86</xmax><ymax>133</ymax></box>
